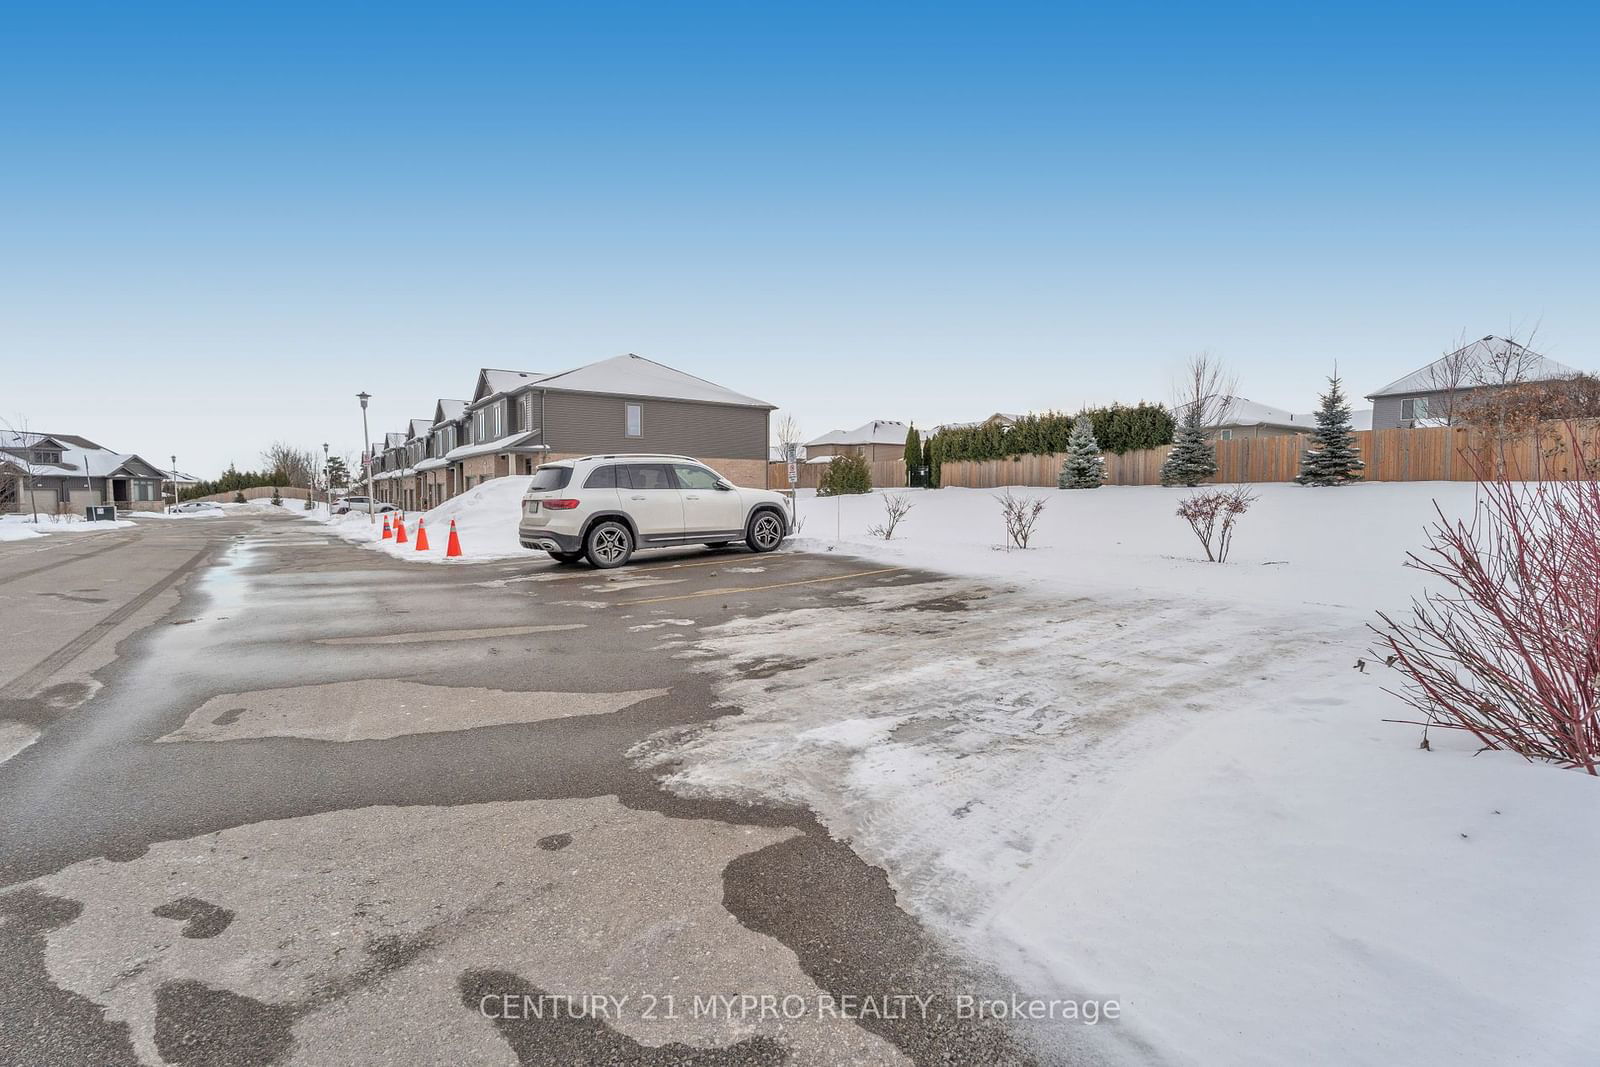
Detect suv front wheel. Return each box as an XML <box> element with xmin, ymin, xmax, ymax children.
<box><xmin>585</xmin><ymin>520</ymin><xmax>635</xmax><ymax>569</ymax></box>
<box><xmin>746</xmin><ymin>509</ymin><xmax>785</xmax><ymax>553</ymax></box>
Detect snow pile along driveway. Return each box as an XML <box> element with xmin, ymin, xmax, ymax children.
<box><xmin>638</xmin><ymin>482</ymin><xmax>1600</xmax><ymax>1066</ymax></box>
<box><xmin>0</xmin><ymin>514</ymin><xmax>134</xmax><ymax>541</ymax></box>
<box><xmin>321</xmin><ymin>476</ymin><xmax>533</xmax><ymax>563</ymax></box>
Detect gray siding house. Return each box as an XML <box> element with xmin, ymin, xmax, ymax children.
<box><xmin>1</xmin><ymin>432</ymin><xmax>168</xmax><ymax>514</ymax></box>
<box><xmin>372</xmin><ymin>354</ymin><xmax>774</xmax><ymax>506</ymax></box>
<box><xmin>1366</xmin><ymin>336</ymin><xmax>1583</xmax><ymax>429</ymax></box>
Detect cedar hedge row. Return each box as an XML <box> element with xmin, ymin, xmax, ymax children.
<box><xmin>927</xmin><ymin>403</ymin><xmax>1174</xmax><ymax>484</ymax></box>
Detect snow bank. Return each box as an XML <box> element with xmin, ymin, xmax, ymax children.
<box><xmin>320</xmin><ymin>476</ymin><xmax>532</xmax><ymax>563</ymax></box>
<box><xmin>0</xmin><ymin>514</ymin><xmax>135</xmax><ymax>540</ymax></box>
<box><xmin>641</xmin><ymin>481</ymin><xmax>1600</xmax><ymax>1065</ymax></box>
<box><xmin>788</xmin><ymin>481</ymin><xmax>1488</xmax><ymax>618</ymax></box>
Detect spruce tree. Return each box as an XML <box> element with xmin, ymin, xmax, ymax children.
<box><xmin>1159</xmin><ymin>404</ymin><xmax>1217</xmax><ymax>487</ymax></box>
<box><xmin>1296</xmin><ymin>372</ymin><xmax>1366</xmax><ymax>486</ymax></box>
<box><xmin>1058</xmin><ymin>416</ymin><xmax>1106</xmax><ymax>489</ymax></box>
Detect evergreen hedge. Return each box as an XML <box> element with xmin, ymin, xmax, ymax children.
<box><xmin>927</xmin><ymin>403</ymin><xmax>1173</xmax><ymax>484</ymax></box>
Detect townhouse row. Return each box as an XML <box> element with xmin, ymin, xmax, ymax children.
<box><xmin>365</xmin><ymin>353</ymin><xmax>774</xmax><ymax>510</ymax></box>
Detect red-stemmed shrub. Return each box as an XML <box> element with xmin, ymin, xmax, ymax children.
<box><xmin>1375</xmin><ymin>435</ymin><xmax>1600</xmax><ymax>773</ymax></box>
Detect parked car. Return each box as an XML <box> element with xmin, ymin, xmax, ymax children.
<box><xmin>334</xmin><ymin>496</ymin><xmax>399</xmax><ymax>516</ymax></box>
<box><xmin>518</xmin><ymin>454</ymin><xmax>792</xmax><ymax>568</ymax></box>
<box><xmin>167</xmin><ymin>500</ymin><xmax>219</xmax><ymax>513</ymax></box>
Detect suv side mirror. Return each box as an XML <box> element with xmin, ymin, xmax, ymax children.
<box><xmin>714</xmin><ymin>480</ymin><xmax>733</xmax><ymax>491</ymax></box>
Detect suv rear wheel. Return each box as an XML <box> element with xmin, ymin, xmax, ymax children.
<box><xmin>746</xmin><ymin>509</ymin><xmax>784</xmax><ymax>553</ymax></box>
<box><xmin>584</xmin><ymin>520</ymin><xmax>634</xmax><ymax>569</ymax></box>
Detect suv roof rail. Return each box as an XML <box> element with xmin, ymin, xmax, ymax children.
<box><xmin>570</xmin><ymin>453</ymin><xmax>699</xmax><ymax>463</ymax></box>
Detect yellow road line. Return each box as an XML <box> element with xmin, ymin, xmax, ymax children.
<box><xmin>618</xmin><ymin>567</ymin><xmax>905</xmax><ymax>605</ymax></box>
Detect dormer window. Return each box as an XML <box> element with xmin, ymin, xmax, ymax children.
<box><xmin>32</xmin><ymin>449</ymin><xmax>61</xmax><ymax>464</ymax></box>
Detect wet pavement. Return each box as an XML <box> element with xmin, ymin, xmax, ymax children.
<box><xmin>0</xmin><ymin>513</ymin><xmax>1055</xmax><ymax>1065</ymax></box>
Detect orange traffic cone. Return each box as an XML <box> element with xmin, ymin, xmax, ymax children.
<box><xmin>394</xmin><ymin>514</ymin><xmax>408</xmax><ymax>544</ymax></box>
<box><xmin>445</xmin><ymin>519</ymin><xmax>463</xmax><ymax>558</ymax></box>
<box><xmin>381</xmin><ymin>515</ymin><xmax>392</xmax><ymax>539</ymax></box>
<box><xmin>414</xmin><ymin>518</ymin><xmax>430</xmax><ymax>551</ymax></box>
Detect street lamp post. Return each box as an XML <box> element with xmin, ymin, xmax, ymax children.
<box><xmin>357</xmin><ymin>392</ymin><xmax>375</xmax><ymax>523</ymax></box>
<box><xmin>322</xmin><ymin>442</ymin><xmax>330</xmax><ymax>513</ymax></box>
<box><xmin>169</xmin><ymin>454</ymin><xmax>177</xmax><ymax>511</ymax></box>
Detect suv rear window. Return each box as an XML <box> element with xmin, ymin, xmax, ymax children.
<box><xmin>528</xmin><ymin>466</ymin><xmax>573</xmax><ymax>492</ymax></box>
<box><xmin>583</xmin><ymin>465</ymin><xmax>619</xmax><ymax>489</ymax></box>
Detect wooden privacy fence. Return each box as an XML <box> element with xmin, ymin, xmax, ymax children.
<box><xmin>186</xmin><ymin>486</ymin><xmax>315</xmax><ymax>503</ymax></box>
<box><xmin>934</xmin><ymin>421</ymin><xmax>1600</xmax><ymax>489</ymax></box>
<box><xmin>769</xmin><ymin>458</ymin><xmax>907</xmax><ymax>490</ymax></box>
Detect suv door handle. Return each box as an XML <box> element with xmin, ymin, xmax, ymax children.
<box><xmin>684</xmin><ymin>494</ymin><xmax>700</xmax><ymax>500</ymax></box>
<box><xmin>630</xmin><ymin>495</ymin><xmax>646</xmax><ymax>500</ymax></box>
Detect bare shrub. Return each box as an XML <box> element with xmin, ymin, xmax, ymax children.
<box><xmin>867</xmin><ymin>494</ymin><xmax>914</xmax><ymax>540</ymax></box>
<box><xmin>1374</xmin><ymin>438</ymin><xmax>1600</xmax><ymax>772</ymax></box>
<box><xmin>1176</xmin><ymin>486</ymin><xmax>1256</xmax><ymax>562</ymax></box>
<box><xmin>996</xmin><ymin>490</ymin><xmax>1046</xmax><ymax>549</ymax></box>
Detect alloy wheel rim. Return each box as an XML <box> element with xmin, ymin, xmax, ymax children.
<box><xmin>596</xmin><ymin>528</ymin><xmax>627</xmax><ymax>562</ymax></box>
<box><xmin>755</xmin><ymin>515</ymin><xmax>781</xmax><ymax>548</ymax></box>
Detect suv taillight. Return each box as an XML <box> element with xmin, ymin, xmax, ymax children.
<box><xmin>543</xmin><ymin>498</ymin><xmax>580</xmax><ymax>510</ymax></box>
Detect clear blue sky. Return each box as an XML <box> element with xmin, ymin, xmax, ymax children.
<box><xmin>3</xmin><ymin>1</ymin><xmax>1595</xmax><ymax>475</ymax></box>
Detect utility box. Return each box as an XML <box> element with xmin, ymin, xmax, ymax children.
<box><xmin>85</xmin><ymin>505</ymin><xmax>116</xmax><ymax>523</ymax></box>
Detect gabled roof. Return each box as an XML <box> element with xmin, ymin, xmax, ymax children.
<box><xmin>1</xmin><ymin>431</ymin><xmax>72</xmax><ymax>453</ymax></box>
<box><xmin>384</xmin><ymin>432</ymin><xmax>407</xmax><ymax>449</ymax></box>
<box><xmin>532</xmin><ymin>353</ymin><xmax>774</xmax><ymax>408</ymax></box>
<box><xmin>432</xmin><ymin>399</ymin><xmax>467</xmax><ymax>427</ymax></box>
<box><xmin>1367</xmin><ymin>336</ymin><xmax>1582</xmax><ymax>398</ymax></box>
<box><xmin>1</xmin><ymin>431</ymin><xmax>164</xmax><ymax>479</ymax></box>
<box><xmin>407</xmin><ymin>419</ymin><xmax>432</xmax><ymax>440</ymax></box>
<box><xmin>471</xmin><ymin>368</ymin><xmax>544</xmax><ymax>405</ymax></box>
<box><xmin>932</xmin><ymin>412</ymin><xmax>1021</xmax><ymax>433</ymax></box>
<box><xmin>805</xmin><ymin>420</ymin><xmax>910</xmax><ymax>448</ymax></box>
<box><xmin>1214</xmin><ymin>398</ymin><xmax>1315</xmax><ymax>431</ymax></box>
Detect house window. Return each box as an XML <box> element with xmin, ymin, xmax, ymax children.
<box><xmin>1401</xmin><ymin>397</ymin><xmax>1430</xmax><ymax>421</ymax></box>
<box><xmin>32</xmin><ymin>449</ymin><xmax>61</xmax><ymax>464</ymax></box>
<box><xmin>1219</xmin><ymin>429</ymin><xmax>1233</xmax><ymax>441</ymax></box>
<box><xmin>625</xmin><ymin>403</ymin><xmax>642</xmax><ymax>437</ymax></box>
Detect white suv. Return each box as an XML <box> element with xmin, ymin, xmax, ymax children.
<box><xmin>518</xmin><ymin>454</ymin><xmax>793</xmax><ymax>568</ymax></box>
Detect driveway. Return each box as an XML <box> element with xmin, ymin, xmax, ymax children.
<box><xmin>0</xmin><ymin>514</ymin><xmax>1046</xmax><ymax>1065</ymax></box>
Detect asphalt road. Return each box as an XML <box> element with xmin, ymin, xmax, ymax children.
<box><xmin>0</xmin><ymin>513</ymin><xmax>1048</xmax><ymax>1066</ymax></box>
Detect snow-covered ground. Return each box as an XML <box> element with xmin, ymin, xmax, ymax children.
<box><xmin>0</xmin><ymin>513</ymin><xmax>134</xmax><ymax>541</ymax></box>
<box><xmin>319</xmin><ymin>476</ymin><xmax>529</xmax><ymax>562</ymax></box>
<box><xmin>635</xmin><ymin>482</ymin><xmax>1600</xmax><ymax>1066</ymax></box>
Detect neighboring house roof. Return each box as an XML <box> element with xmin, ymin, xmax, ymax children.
<box><xmin>470</xmin><ymin>368</ymin><xmax>545</xmax><ymax>406</ymax></box>
<box><xmin>1214</xmin><ymin>398</ymin><xmax>1316</xmax><ymax>432</ymax></box>
<box><xmin>432</xmin><ymin>399</ymin><xmax>467</xmax><ymax>426</ymax></box>
<box><xmin>1</xmin><ymin>430</ymin><xmax>164</xmax><ymax>480</ymax></box>
<box><xmin>161</xmin><ymin>469</ymin><xmax>201</xmax><ymax>484</ymax></box>
<box><xmin>442</xmin><ymin>431</ymin><xmax>546</xmax><ymax>463</ymax></box>
<box><xmin>805</xmin><ymin>420</ymin><xmax>909</xmax><ymax>448</ymax></box>
<box><xmin>407</xmin><ymin>419</ymin><xmax>432</xmax><ymax>439</ymax></box>
<box><xmin>1367</xmin><ymin>336</ymin><xmax>1582</xmax><ymax>398</ymax></box>
<box><xmin>531</xmin><ymin>353</ymin><xmax>774</xmax><ymax>408</ymax></box>
<box><xmin>932</xmin><ymin>412</ymin><xmax>1021</xmax><ymax>433</ymax></box>
<box><xmin>384</xmin><ymin>432</ymin><xmax>407</xmax><ymax>449</ymax></box>
<box><xmin>1210</xmin><ymin>400</ymin><xmax>1374</xmax><ymax>433</ymax></box>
